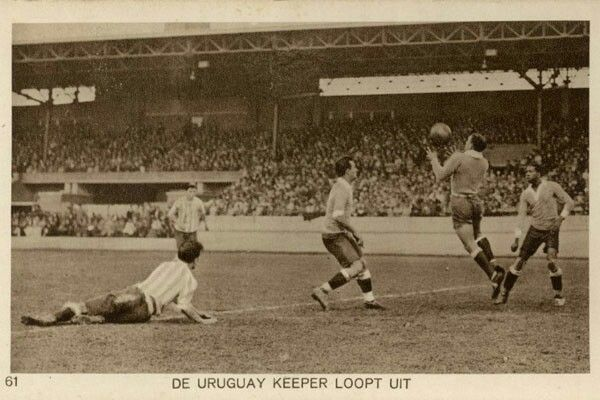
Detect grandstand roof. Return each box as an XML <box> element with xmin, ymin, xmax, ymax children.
<box><xmin>13</xmin><ymin>23</ymin><xmax>397</xmax><ymax>45</ymax></box>
<box><xmin>12</xmin><ymin>21</ymin><xmax>589</xmax><ymax>93</ymax></box>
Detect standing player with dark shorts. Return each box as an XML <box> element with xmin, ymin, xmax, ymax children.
<box><xmin>311</xmin><ymin>156</ymin><xmax>384</xmax><ymax>311</ymax></box>
<box><xmin>495</xmin><ymin>164</ymin><xmax>574</xmax><ymax>306</ymax></box>
<box><xmin>168</xmin><ymin>184</ymin><xmax>209</xmax><ymax>262</ymax></box>
<box><xmin>426</xmin><ymin>133</ymin><xmax>505</xmax><ymax>299</ymax></box>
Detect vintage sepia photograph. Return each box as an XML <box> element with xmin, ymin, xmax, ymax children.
<box><xmin>2</xmin><ymin>4</ymin><xmax>596</xmax><ymax>398</ymax></box>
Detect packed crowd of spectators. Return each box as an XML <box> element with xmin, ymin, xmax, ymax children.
<box><xmin>12</xmin><ymin>117</ymin><xmax>265</xmax><ymax>174</ymax></box>
<box><xmin>11</xmin><ymin>113</ymin><xmax>538</xmax><ymax>175</ymax></box>
<box><xmin>214</xmin><ymin>113</ymin><xmax>588</xmax><ymax>217</ymax></box>
<box><xmin>12</xmin><ymin>203</ymin><xmax>176</xmax><ymax>238</ymax></box>
<box><xmin>12</xmin><ymin>108</ymin><xmax>589</xmax><ymax>231</ymax></box>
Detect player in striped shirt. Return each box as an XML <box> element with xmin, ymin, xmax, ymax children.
<box><xmin>169</xmin><ymin>184</ymin><xmax>209</xmax><ymax>251</ymax></box>
<box><xmin>21</xmin><ymin>241</ymin><xmax>216</xmax><ymax>326</ymax></box>
<box><xmin>495</xmin><ymin>163</ymin><xmax>574</xmax><ymax>306</ymax></box>
<box><xmin>311</xmin><ymin>156</ymin><xmax>384</xmax><ymax>311</ymax></box>
<box><xmin>426</xmin><ymin>133</ymin><xmax>506</xmax><ymax>299</ymax></box>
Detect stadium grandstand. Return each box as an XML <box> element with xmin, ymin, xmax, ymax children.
<box><xmin>12</xmin><ymin>22</ymin><xmax>589</xmax><ymax>238</ymax></box>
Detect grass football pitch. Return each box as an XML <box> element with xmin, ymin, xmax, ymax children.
<box><xmin>11</xmin><ymin>250</ymin><xmax>589</xmax><ymax>373</ymax></box>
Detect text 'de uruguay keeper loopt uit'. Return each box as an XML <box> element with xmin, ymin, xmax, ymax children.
<box><xmin>172</xmin><ymin>376</ymin><xmax>412</xmax><ymax>390</ymax></box>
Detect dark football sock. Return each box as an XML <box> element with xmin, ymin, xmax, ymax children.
<box><xmin>473</xmin><ymin>250</ymin><xmax>494</xmax><ymax>279</ymax></box>
<box><xmin>503</xmin><ymin>271</ymin><xmax>520</xmax><ymax>293</ymax></box>
<box><xmin>547</xmin><ymin>262</ymin><xmax>563</xmax><ymax>292</ymax></box>
<box><xmin>550</xmin><ymin>275</ymin><xmax>563</xmax><ymax>292</ymax></box>
<box><xmin>328</xmin><ymin>272</ymin><xmax>348</xmax><ymax>291</ymax></box>
<box><xmin>356</xmin><ymin>278</ymin><xmax>373</xmax><ymax>293</ymax></box>
<box><xmin>477</xmin><ymin>237</ymin><xmax>496</xmax><ymax>264</ymax></box>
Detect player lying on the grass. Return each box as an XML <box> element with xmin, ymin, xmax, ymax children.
<box><xmin>21</xmin><ymin>240</ymin><xmax>216</xmax><ymax>326</ymax></box>
<box><xmin>426</xmin><ymin>133</ymin><xmax>505</xmax><ymax>299</ymax></box>
<box><xmin>311</xmin><ymin>156</ymin><xmax>385</xmax><ymax>311</ymax></box>
<box><xmin>495</xmin><ymin>163</ymin><xmax>574</xmax><ymax>306</ymax></box>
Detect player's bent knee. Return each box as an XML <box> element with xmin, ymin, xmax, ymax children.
<box><xmin>463</xmin><ymin>239</ymin><xmax>480</xmax><ymax>255</ymax></box>
<box><xmin>359</xmin><ymin>257</ymin><xmax>367</xmax><ymax>269</ymax></box>
<box><xmin>509</xmin><ymin>264</ymin><xmax>523</xmax><ymax>275</ymax></box>
<box><xmin>357</xmin><ymin>267</ymin><xmax>371</xmax><ymax>281</ymax></box>
<box><xmin>549</xmin><ymin>266</ymin><xmax>563</xmax><ymax>277</ymax></box>
<box><xmin>345</xmin><ymin>260</ymin><xmax>363</xmax><ymax>279</ymax></box>
<box><xmin>469</xmin><ymin>246</ymin><xmax>483</xmax><ymax>259</ymax></box>
<box><xmin>511</xmin><ymin>258</ymin><xmax>525</xmax><ymax>273</ymax></box>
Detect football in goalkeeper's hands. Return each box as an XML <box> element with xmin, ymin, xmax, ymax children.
<box><xmin>429</xmin><ymin>122</ymin><xmax>452</xmax><ymax>146</ymax></box>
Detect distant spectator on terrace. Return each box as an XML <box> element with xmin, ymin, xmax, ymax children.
<box><xmin>122</xmin><ymin>218</ymin><xmax>137</xmax><ymax>237</ymax></box>
<box><xmin>147</xmin><ymin>217</ymin><xmax>165</xmax><ymax>238</ymax></box>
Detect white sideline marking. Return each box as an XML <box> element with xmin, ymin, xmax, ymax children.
<box><xmin>217</xmin><ymin>284</ymin><xmax>486</xmax><ymax>314</ymax></box>
<box><xmin>12</xmin><ymin>284</ymin><xmax>485</xmax><ymax>337</ymax></box>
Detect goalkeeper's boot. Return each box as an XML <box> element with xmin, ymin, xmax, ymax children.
<box><xmin>311</xmin><ymin>288</ymin><xmax>329</xmax><ymax>311</ymax></box>
<box><xmin>494</xmin><ymin>288</ymin><xmax>510</xmax><ymax>305</ymax></box>
<box><xmin>553</xmin><ymin>294</ymin><xmax>566</xmax><ymax>307</ymax></box>
<box><xmin>364</xmin><ymin>300</ymin><xmax>386</xmax><ymax>310</ymax></box>
<box><xmin>490</xmin><ymin>266</ymin><xmax>506</xmax><ymax>300</ymax></box>
<box><xmin>21</xmin><ymin>313</ymin><xmax>57</xmax><ymax>327</ymax></box>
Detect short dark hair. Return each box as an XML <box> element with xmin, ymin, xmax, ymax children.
<box><xmin>334</xmin><ymin>156</ymin><xmax>354</xmax><ymax>177</ymax></box>
<box><xmin>528</xmin><ymin>163</ymin><xmax>545</xmax><ymax>175</ymax></box>
<box><xmin>470</xmin><ymin>133</ymin><xmax>487</xmax><ymax>152</ymax></box>
<box><xmin>186</xmin><ymin>184</ymin><xmax>197</xmax><ymax>190</ymax></box>
<box><xmin>178</xmin><ymin>240</ymin><xmax>203</xmax><ymax>263</ymax></box>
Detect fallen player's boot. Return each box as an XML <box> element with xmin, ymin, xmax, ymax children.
<box><xmin>21</xmin><ymin>314</ymin><xmax>57</xmax><ymax>326</ymax></box>
<box><xmin>364</xmin><ymin>300</ymin><xmax>386</xmax><ymax>310</ymax></box>
<box><xmin>311</xmin><ymin>287</ymin><xmax>329</xmax><ymax>311</ymax></box>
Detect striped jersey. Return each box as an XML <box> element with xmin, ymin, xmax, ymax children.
<box><xmin>518</xmin><ymin>180</ymin><xmax>573</xmax><ymax>231</ymax></box>
<box><xmin>135</xmin><ymin>258</ymin><xmax>198</xmax><ymax>315</ymax></box>
<box><xmin>437</xmin><ymin>150</ymin><xmax>489</xmax><ymax>195</ymax></box>
<box><xmin>169</xmin><ymin>196</ymin><xmax>206</xmax><ymax>233</ymax></box>
<box><xmin>323</xmin><ymin>177</ymin><xmax>353</xmax><ymax>234</ymax></box>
